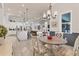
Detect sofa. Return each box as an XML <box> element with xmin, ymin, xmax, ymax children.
<box><xmin>63</xmin><ymin>33</ymin><xmax>79</xmax><ymax>47</ymax></box>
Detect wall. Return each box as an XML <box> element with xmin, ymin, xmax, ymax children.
<box><xmin>0</xmin><ymin>8</ymin><xmax>3</xmax><ymax>25</ymax></box>
<box><xmin>50</xmin><ymin>3</ymin><xmax>79</xmax><ymax>33</ymax></box>
<box><xmin>1</xmin><ymin>3</ymin><xmax>79</xmax><ymax>35</ymax></box>
<box><xmin>0</xmin><ymin>7</ymin><xmax>14</xmax><ymax>35</ymax></box>
<box><xmin>0</xmin><ymin>7</ymin><xmax>9</xmax><ymax>28</ymax></box>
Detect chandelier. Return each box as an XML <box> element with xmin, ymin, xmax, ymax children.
<box><xmin>42</xmin><ymin>3</ymin><xmax>58</xmax><ymax>32</ymax></box>
<box><xmin>43</xmin><ymin>3</ymin><xmax>58</xmax><ymax>20</ymax></box>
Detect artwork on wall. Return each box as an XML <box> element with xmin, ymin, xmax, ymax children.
<box><xmin>50</xmin><ymin>19</ymin><xmax>58</xmax><ymax>28</ymax></box>
<box><xmin>62</xmin><ymin>13</ymin><xmax>71</xmax><ymax>22</ymax></box>
<box><xmin>61</xmin><ymin>11</ymin><xmax>72</xmax><ymax>34</ymax></box>
<box><xmin>62</xmin><ymin>24</ymin><xmax>70</xmax><ymax>33</ymax></box>
<box><xmin>52</xmin><ymin>21</ymin><xmax>57</xmax><ymax>27</ymax></box>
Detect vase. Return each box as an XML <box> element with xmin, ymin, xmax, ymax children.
<box><xmin>47</xmin><ymin>35</ymin><xmax>52</xmax><ymax>40</ymax></box>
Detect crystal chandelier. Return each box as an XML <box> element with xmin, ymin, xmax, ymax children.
<box><xmin>43</xmin><ymin>3</ymin><xmax>58</xmax><ymax>20</ymax></box>
<box><xmin>42</xmin><ymin>3</ymin><xmax>58</xmax><ymax>32</ymax></box>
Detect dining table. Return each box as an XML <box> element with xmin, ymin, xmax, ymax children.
<box><xmin>38</xmin><ymin>36</ymin><xmax>67</xmax><ymax>56</ymax></box>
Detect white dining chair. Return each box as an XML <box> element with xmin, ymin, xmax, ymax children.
<box><xmin>16</xmin><ymin>30</ymin><xmax>28</xmax><ymax>41</ymax></box>
<box><xmin>73</xmin><ymin>36</ymin><xmax>79</xmax><ymax>56</ymax></box>
<box><xmin>51</xmin><ymin>32</ymin><xmax>64</xmax><ymax>54</ymax></box>
<box><xmin>31</xmin><ymin>33</ymin><xmax>48</xmax><ymax>56</ymax></box>
<box><xmin>55</xmin><ymin>32</ymin><xmax>63</xmax><ymax>39</ymax></box>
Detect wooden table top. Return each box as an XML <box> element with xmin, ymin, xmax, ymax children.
<box><xmin>39</xmin><ymin>36</ymin><xmax>67</xmax><ymax>45</ymax></box>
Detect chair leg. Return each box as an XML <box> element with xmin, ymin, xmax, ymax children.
<box><xmin>33</xmin><ymin>48</ymin><xmax>35</xmax><ymax>56</ymax></box>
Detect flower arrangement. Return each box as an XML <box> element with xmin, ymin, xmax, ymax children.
<box><xmin>0</xmin><ymin>25</ymin><xmax>7</xmax><ymax>39</ymax></box>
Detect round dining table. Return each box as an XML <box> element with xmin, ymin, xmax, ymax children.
<box><xmin>39</xmin><ymin>36</ymin><xmax>67</xmax><ymax>56</ymax></box>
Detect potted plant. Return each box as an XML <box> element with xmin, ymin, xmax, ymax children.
<box><xmin>0</xmin><ymin>25</ymin><xmax>7</xmax><ymax>45</ymax></box>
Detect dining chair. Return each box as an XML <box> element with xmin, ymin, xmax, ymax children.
<box><xmin>54</xmin><ymin>35</ymin><xmax>79</xmax><ymax>56</ymax></box>
<box><xmin>55</xmin><ymin>32</ymin><xmax>63</xmax><ymax>39</ymax></box>
<box><xmin>53</xmin><ymin>32</ymin><xmax>64</xmax><ymax>52</ymax></box>
<box><xmin>73</xmin><ymin>36</ymin><xmax>79</xmax><ymax>56</ymax></box>
<box><xmin>16</xmin><ymin>30</ymin><xmax>28</xmax><ymax>41</ymax></box>
<box><xmin>31</xmin><ymin>32</ymin><xmax>48</xmax><ymax>56</ymax></box>
<box><xmin>45</xmin><ymin>32</ymin><xmax>68</xmax><ymax>56</ymax></box>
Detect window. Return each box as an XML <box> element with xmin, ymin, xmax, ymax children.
<box><xmin>61</xmin><ymin>11</ymin><xmax>72</xmax><ymax>34</ymax></box>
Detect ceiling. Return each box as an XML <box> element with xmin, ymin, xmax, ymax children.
<box><xmin>2</xmin><ymin>3</ymin><xmax>50</xmax><ymax>20</ymax></box>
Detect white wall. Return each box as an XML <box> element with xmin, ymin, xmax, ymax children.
<box><xmin>1</xmin><ymin>3</ymin><xmax>79</xmax><ymax>35</ymax></box>
<box><xmin>50</xmin><ymin>3</ymin><xmax>79</xmax><ymax>33</ymax></box>
<box><xmin>0</xmin><ymin>8</ymin><xmax>3</xmax><ymax>25</ymax></box>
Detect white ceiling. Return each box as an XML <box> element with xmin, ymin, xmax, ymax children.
<box><xmin>3</xmin><ymin>3</ymin><xmax>50</xmax><ymax>20</ymax></box>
